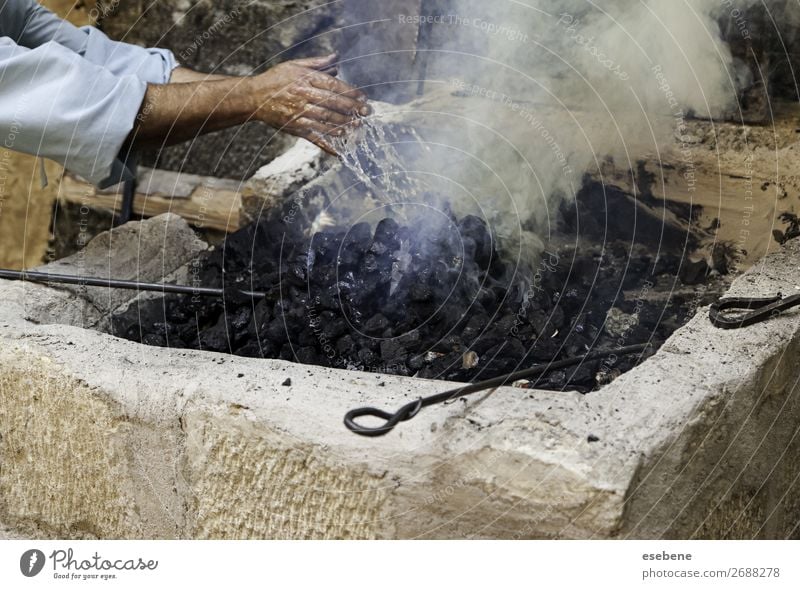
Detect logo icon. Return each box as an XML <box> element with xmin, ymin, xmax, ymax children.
<box><xmin>20</xmin><ymin>549</ymin><xmax>46</xmax><ymax>577</ymax></box>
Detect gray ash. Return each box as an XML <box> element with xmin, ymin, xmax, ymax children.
<box><xmin>111</xmin><ymin>192</ymin><xmax>723</xmax><ymax>392</ymax></box>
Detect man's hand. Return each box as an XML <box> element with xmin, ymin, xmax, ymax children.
<box><xmin>128</xmin><ymin>54</ymin><xmax>369</xmax><ymax>156</ymax></box>
<box><xmin>250</xmin><ymin>54</ymin><xmax>370</xmax><ymax>154</ymax></box>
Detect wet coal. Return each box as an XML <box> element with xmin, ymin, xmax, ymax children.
<box><xmin>112</xmin><ymin>204</ymin><xmax>722</xmax><ymax>393</ymax></box>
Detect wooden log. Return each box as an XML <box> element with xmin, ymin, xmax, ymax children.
<box><xmin>59</xmin><ymin>168</ymin><xmax>242</xmax><ymax>232</ymax></box>
<box><xmin>594</xmin><ymin>104</ymin><xmax>800</xmax><ymax>267</ymax></box>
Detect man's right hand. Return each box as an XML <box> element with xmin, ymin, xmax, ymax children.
<box><xmin>250</xmin><ymin>54</ymin><xmax>370</xmax><ymax>154</ymax></box>
<box><xmin>129</xmin><ymin>54</ymin><xmax>370</xmax><ymax>156</ymax></box>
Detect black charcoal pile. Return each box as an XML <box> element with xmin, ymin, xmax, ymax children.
<box><xmin>111</xmin><ymin>205</ymin><xmax>719</xmax><ymax>392</ymax></box>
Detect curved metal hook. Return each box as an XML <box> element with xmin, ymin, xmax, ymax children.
<box><xmin>344</xmin><ymin>399</ymin><xmax>423</xmax><ymax>437</ymax></box>
<box><xmin>709</xmin><ymin>294</ymin><xmax>800</xmax><ymax>329</ymax></box>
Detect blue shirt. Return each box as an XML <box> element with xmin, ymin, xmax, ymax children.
<box><xmin>0</xmin><ymin>0</ymin><xmax>177</xmax><ymax>186</ymax></box>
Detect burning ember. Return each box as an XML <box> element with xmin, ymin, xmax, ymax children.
<box><xmin>111</xmin><ymin>183</ymin><xmax>729</xmax><ymax>392</ymax></box>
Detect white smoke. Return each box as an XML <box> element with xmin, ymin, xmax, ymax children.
<box><xmin>339</xmin><ymin>0</ymin><xmax>795</xmax><ymax>269</ymax></box>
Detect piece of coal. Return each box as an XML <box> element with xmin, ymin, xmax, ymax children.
<box><xmin>112</xmin><ymin>201</ymin><xmax>716</xmax><ymax>393</ymax></box>
<box><xmin>679</xmin><ymin>259</ymin><xmax>710</xmax><ymax>285</ymax></box>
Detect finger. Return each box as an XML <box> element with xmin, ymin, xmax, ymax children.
<box><xmin>296</xmin><ymin>124</ymin><xmax>340</xmax><ymax>156</ymax></box>
<box><xmin>301</xmin><ymin>104</ymin><xmax>356</xmax><ymax>127</ymax></box>
<box><xmin>300</xmin><ymin>86</ymin><xmax>371</xmax><ymax>116</ymax></box>
<box><xmin>306</xmin><ymin>70</ymin><xmax>367</xmax><ymax>101</ymax></box>
<box><xmin>304</xmin><ymin>132</ymin><xmax>338</xmax><ymax>156</ymax></box>
<box><xmin>319</xmin><ymin>65</ymin><xmax>339</xmax><ymax>76</ymax></box>
<box><xmin>291</xmin><ymin>53</ymin><xmax>338</xmax><ymax>70</ymax></box>
<box><xmin>292</xmin><ymin>116</ymin><xmax>345</xmax><ymax>138</ymax></box>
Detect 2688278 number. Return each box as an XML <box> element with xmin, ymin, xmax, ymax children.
<box><xmin>729</xmin><ymin>567</ymin><xmax>780</xmax><ymax>578</ymax></box>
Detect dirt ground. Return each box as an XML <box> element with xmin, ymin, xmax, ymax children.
<box><xmin>0</xmin><ymin>1</ymin><xmax>95</xmax><ymax>270</ymax></box>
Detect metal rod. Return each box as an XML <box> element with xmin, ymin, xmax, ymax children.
<box><xmin>415</xmin><ymin>0</ymin><xmax>435</xmax><ymax>96</ymax></box>
<box><xmin>117</xmin><ymin>155</ymin><xmax>138</xmax><ymax>226</ymax></box>
<box><xmin>344</xmin><ymin>343</ymin><xmax>652</xmax><ymax>436</ymax></box>
<box><xmin>0</xmin><ymin>269</ymin><xmax>266</xmax><ymax>299</ymax></box>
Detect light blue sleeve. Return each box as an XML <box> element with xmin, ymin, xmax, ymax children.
<box><xmin>0</xmin><ymin>37</ymin><xmax>148</xmax><ymax>186</ymax></box>
<box><xmin>0</xmin><ymin>0</ymin><xmax>178</xmax><ymax>84</ymax></box>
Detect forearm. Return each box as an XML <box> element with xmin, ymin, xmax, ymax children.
<box><xmin>169</xmin><ymin>66</ymin><xmax>231</xmax><ymax>83</ymax></box>
<box><xmin>128</xmin><ymin>55</ymin><xmax>369</xmax><ymax>154</ymax></box>
<box><xmin>129</xmin><ymin>77</ymin><xmax>256</xmax><ymax>148</ymax></box>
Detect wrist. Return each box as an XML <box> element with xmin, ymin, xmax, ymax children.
<box><xmin>240</xmin><ymin>75</ymin><xmax>267</xmax><ymax>123</ymax></box>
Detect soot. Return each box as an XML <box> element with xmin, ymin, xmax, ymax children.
<box><xmin>112</xmin><ymin>202</ymin><xmax>718</xmax><ymax>392</ymax></box>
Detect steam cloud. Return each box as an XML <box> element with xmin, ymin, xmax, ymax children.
<box><xmin>338</xmin><ymin>1</ymin><xmax>795</xmax><ymax>272</ymax></box>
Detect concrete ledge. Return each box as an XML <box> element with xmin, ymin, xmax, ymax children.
<box><xmin>241</xmin><ymin>139</ymin><xmax>325</xmax><ymax>225</ymax></box>
<box><xmin>1</xmin><ymin>215</ymin><xmax>799</xmax><ymax>538</ymax></box>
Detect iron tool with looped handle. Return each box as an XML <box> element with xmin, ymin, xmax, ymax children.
<box><xmin>344</xmin><ymin>343</ymin><xmax>651</xmax><ymax>437</ymax></box>
<box><xmin>709</xmin><ymin>293</ymin><xmax>800</xmax><ymax>329</ymax></box>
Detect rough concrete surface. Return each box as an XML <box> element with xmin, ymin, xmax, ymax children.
<box><xmin>0</xmin><ymin>214</ymin><xmax>799</xmax><ymax>539</ymax></box>
<box><xmin>241</xmin><ymin>139</ymin><xmax>326</xmax><ymax>224</ymax></box>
